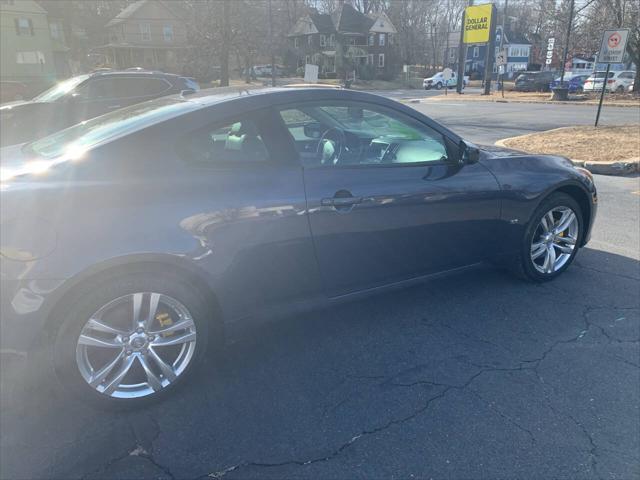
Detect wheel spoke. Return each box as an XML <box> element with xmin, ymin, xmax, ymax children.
<box><xmin>557</xmin><ymin>235</ymin><xmax>576</xmax><ymax>246</ymax></box>
<box><xmin>150</xmin><ymin>331</ymin><xmax>196</xmax><ymax>347</ymax></box>
<box><xmin>544</xmin><ymin>245</ymin><xmax>556</xmax><ymax>273</ymax></box>
<box><xmin>554</xmin><ymin>242</ymin><xmax>574</xmax><ymax>254</ymax></box>
<box><xmin>148</xmin><ymin>347</ymin><xmax>177</xmax><ymax>381</ymax></box>
<box><xmin>89</xmin><ymin>350</ymin><xmax>125</xmax><ymax>387</ymax></box>
<box><xmin>137</xmin><ymin>355</ymin><xmax>163</xmax><ymax>391</ymax></box>
<box><xmin>531</xmin><ymin>242</ymin><xmax>546</xmax><ymax>260</ymax></box>
<box><xmin>102</xmin><ymin>354</ymin><xmax>136</xmax><ymax>395</ymax></box>
<box><xmin>86</xmin><ymin>318</ymin><xmax>127</xmax><ymax>336</ymax></box>
<box><xmin>78</xmin><ymin>332</ymin><xmax>122</xmax><ymax>349</ymax></box>
<box><xmin>149</xmin><ymin>318</ymin><xmax>194</xmax><ymax>335</ymax></box>
<box><xmin>132</xmin><ymin>292</ymin><xmax>143</xmax><ymax>330</ymax></box>
<box><xmin>555</xmin><ymin>211</ymin><xmax>576</xmax><ymax>234</ymax></box>
<box><xmin>144</xmin><ymin>293</ymin><xmax>161</xmax><ymax>330</ymax></box>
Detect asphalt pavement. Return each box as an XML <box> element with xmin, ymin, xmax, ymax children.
<box><xmin>1</xmin><ymin>96</ymin><xmax>638</xmax><ymax>480</ymax></box>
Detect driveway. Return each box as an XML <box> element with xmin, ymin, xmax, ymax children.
<box><xmin>1</xmin><ymin>101</ymin><xmax>638</xmax><ymax>480</ymax></box>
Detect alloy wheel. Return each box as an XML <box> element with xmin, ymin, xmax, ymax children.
<box><xmin>75</xmin><ymin>292</ymin><xmax>197</xmax><ymax>399</ymax></box>
<box><xmin>530</xmin><ymin>206</ymin><xmax>579</xmax><ymax>274</ymax></box>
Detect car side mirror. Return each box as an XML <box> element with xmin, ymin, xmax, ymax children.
<box><xmin>459</xmin><ymin>140</ymin><xmax>480</xmax><ymax>164</ymax></box>
<box><xmin>304</xmin><ymin>122</ymin><xmax>324</xmax><ymax>139</ymax></box>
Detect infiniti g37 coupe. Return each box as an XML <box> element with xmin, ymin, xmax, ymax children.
<box><xmin>0</xmin><ymin>88</ymin><xmax>597</xmax><ymax>407</ymax></box>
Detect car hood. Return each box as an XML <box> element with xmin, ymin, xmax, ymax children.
<box><xmin>477</xmin><ymin>143</ymin><xmax>526</xmax><ymax>157</ymax></box>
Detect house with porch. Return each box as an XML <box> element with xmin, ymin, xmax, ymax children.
<box><xmin>287</xmin><ymin>3</ymin><xmax>398</xmax><ymax>79</ymax></box>
<box><xmin>93</xmin><ymin>0</ymin><xmax>188</xmax><ymax>73</ymax></box>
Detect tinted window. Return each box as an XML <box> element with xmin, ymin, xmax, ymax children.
<box><xmin>279</xmin><ymin>102</ymin><xmax>448</xmax><ymax>167</ymax></box>
<box><xmin>78</xmin><ymin>77</ymin><xmax>171</xmax><ymax>100</ymax></box>
<box><xmin>32</xmin><ymin>74</ymin><xmax>91</xmax><ymax>102</ymax></box>
<box><xmin>24</xmin><ymin>97</ymin><xmax>197</xmax><ymax>159</ymax></box>
<box><xmin>178</xmin><ymin>119</ymin><xmax>270</xmax><ymax>165</ymax></box>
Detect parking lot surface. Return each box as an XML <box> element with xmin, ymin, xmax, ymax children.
<box><xmin>1</xmin><ymin>99</ymin><xmax>638</xmax><ymax>480</ymax></box>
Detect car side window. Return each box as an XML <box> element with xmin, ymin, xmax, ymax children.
<box><xmin>178</xmin><ymin>118</ymin><xmax>270</xmax><ymax>165</ymax></box>
<box><xmin>278</xmin><ymin>102</ymin><xmax>449</xmax><ymax>167</ymax></box>
<box><xmin>76</xmin><ymin>77</ymin><xmax>171</xmax><ymax>100</ymax></box>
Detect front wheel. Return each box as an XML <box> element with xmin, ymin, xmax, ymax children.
<box><xmin>53</xmin><ymin>270</ymin><xmax>214</xmax><ymax>408</ymax></box>
<box><xmin>511</xmin><ymin>193</ymin><xmax>583</xmax><ymax>282</ymax></box>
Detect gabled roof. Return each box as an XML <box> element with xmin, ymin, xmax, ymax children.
<box><xmin>497</xmin><ymin>26</ymin><xmax>531</xmax><ymax>45</ymax></box>
<box><xmin>310</xmin><ymin>12</ymin><xmax>336</xmax><ymax>33</ymax></box>
<box><xmin>332</xmin><ymin>3</ymin><xmax>373</xmax><ymax>34</ymax></box>
<box><xmin>106</xmin><ymin>0</ymin><xmax>182</xmax><ymax>28</ymax></box>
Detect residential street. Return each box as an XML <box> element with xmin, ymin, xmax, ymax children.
<box><xmin>1</xmin><ymin>98</ymin><xmax>639</xmax><ymax>480</ymax></box>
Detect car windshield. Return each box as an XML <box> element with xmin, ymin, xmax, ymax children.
<box><xmin>23</xmin><ymin>97</ymin><xmax>198</xmax><ymax>159</ymax></box>
<box><xmin>31</xmin><ymin>74</ymin><xmax>91</xmax><ymax>102</ymax></box>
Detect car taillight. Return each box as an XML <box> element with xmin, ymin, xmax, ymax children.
<box><xmin>607</xmin><ymin>79</ymin><xmax>615</xmax><ymax>84</ymax></box>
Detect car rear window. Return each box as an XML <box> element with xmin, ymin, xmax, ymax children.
<box><xmin>23</xmin><ymin>97</ymin><xmax>198</xmax><ymax>159</ymax></box>
<box><xmin>593</xmin><ymin>72</ymin><xmax>615</xmax><ymax>79</ymax></box>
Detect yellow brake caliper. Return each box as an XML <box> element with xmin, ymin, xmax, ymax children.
<box><xmin>155</xmin><ymin>312</ymin><xmax>175</xmax><ymax>337</ymax></box>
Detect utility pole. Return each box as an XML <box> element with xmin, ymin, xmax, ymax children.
<box><xmin>268</xmin><ymin>0</ymin><xmax>276</xmax><ymax>87</ymax></box>
<box><xmin>482</xmin><ymin>3</ymin><xmax>497</xmax><ymax>95</ymax></box>
<box><xmin>456</xmin><ymin>0</ymin><xmax>473</xmax><ymax>94</ymax></box>
<box><xmin>500</xmin><ymin>0</ymin><xmax>507</xmax><ymax>98</ymax></box>
<box><xmin>559</xmin><ymin>0</ymin><xmax>575</xmax><ymax>86</ymax></box>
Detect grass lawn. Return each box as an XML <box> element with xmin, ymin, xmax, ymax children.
<box><xmin>499</xmin><ymin>125</ymin><xmax>640</xmax><ymax>163</ymax></box>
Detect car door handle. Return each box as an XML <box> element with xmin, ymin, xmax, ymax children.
<box><xmin>321</xmin><ymin>196</ymin><xmax>363</xmax><ymax>207</ymax></box>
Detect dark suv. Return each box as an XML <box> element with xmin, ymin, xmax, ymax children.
<box><xmin>0</xmin><ymin>71</ymin><xmax>198</xmax><ymax>146</ymax></box>
<box><xmin>514</xmin><ymin>71</ymin><xmax>557</xmax><ymax>92</ymax></box>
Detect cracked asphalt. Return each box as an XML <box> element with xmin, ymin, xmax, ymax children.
<box><xmin>1</xmin><ymin>101</ymin><xmax>639</xmax><ymax>480</ymax></box>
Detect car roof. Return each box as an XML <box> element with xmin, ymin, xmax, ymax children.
<box><xmin>88</xmin><ymin>70</ymin><xmax>182</xmax><ymax>79</ymax></box>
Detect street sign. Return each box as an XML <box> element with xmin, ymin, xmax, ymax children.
<box><xmin>545</xmin><ymin>37</ymin><xmax>555</xmax><ymax>66</ymax></box>
<box><xmin>463</xmin><ymin>4</ymin><xmax>494</xmax><ymax>44</ymax></box>
<box><xmin>496</xmin><ymin>49</ymin><xmax>507</xmax><ymax>66</ymax></box>
<box><xmin>442</xmin><ymin>68</ymin><xmax>453</xmax><ymax>81</ymax></box>
<box><xmin>598</xmin><ymin>29</ymin><xmax>629</xmax><ymax>64</ymax></box>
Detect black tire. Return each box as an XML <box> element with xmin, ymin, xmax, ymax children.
<box><xmin>435</xmin><ymin>82</ymin><xmax>443</xmax><ymax>90</ymax></box>
<box><xmin>509</xmin><ymin>193</ymin><xmax>583</xmax><ymax>282</ymax></box>
<box><xmin>52</xmin><ymin>268</ymin><xmax>217</xmax><ymax>409</ymax></box>
<box><xmin>615</xmin><ymin>85</ymin><xmax>624</xmax><ymax>93</ymax></box>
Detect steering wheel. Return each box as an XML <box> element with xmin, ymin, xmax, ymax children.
<box><xmin>317</xmin><ymin>127</ymin><xmax>345</xmax><ymax>165</ymax></box>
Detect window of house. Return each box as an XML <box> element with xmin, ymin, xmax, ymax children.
<box><xmin>178</xmin><ymin>119</ymin><xmax>270</xmax><ymax>165</ymax></box>
<box><xmin>449</xmin><ymin>49</ymin><xmax>456</xmax><ymax>61</ymax></box>
<box><xmin>473</xmin><ymin>46</ymin><xmax>479</xmax><ymax>58</ymax></box>
<box><xmin>308</xmin><ymin>35</ymin><xmax>312</xmax><ymax>46</ymax></box>
<box><xmin>319</xmin><ymin>34</ymin><xmax>326</xmax><ymax>47</ymax></box>
<box><xmin>348</xmin><ymin>37</ymin><xmax>356</xmax><ymax>45</ymax></box>
<box><xmin>277</xmin><ymin>102</ymin><xmax>449</xmax><ymax>167</ymax></box>
<box><xmin>15</xmin><ymin>17</ymin><xmax>33</xmax><ymax>36</ymax></box>
<box><xmin>305</xmin><ymin>55</ymin><xmax>311</xmax><ymax>65</ymax></box>
<box><xmin>294</xmin><ymin>37</ymin><xmax>299</xmax><ymax>48</ymax></box>
<box><xmin>368</xmin><ymin>34</ymin><xmax>375</xmax><ymax>46</ymax></box>
<box><xmin>388</xmin><ymin>34</ymin><xmax>393</xmax><ymax>45</ymax></box>
<box><xmin>378</xmin><ymin>53</ymin><xmax>385</xmax><ymax>67</ymax></box>
<box><xmin>16</xmin><ymin>51</ymin><xmax>44</xmax><ymax>64</ymax></box>
<box><xmin>140</xmin><ymin>23</ymin><xmax>151</xmax><ymax>41</ymax></box>
<box><xmin>379</xmin><ymin>33</ymin><xmax>385</xmax><ymax>46</ymax></box>
<box><xmin>367</xmin><ymin>54</ymin><xmax>374</xmax><ymax>65</ymax></box>
<box><xmin>163</xmin><ymin>24</ymin><xmax>173</xmax><ymax>42</ymax></box>
<box><xmin>329</xmin><ymin>34</ymin><xmax>335</xmax><ymax>47</ymax></box>
<box><xmin>49</xmin><ymin>22</ymin><xmax>60</xmax><ymax>39</ymax></box>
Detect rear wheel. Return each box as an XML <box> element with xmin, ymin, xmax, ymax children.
<box><xmin>53</xmin><ymin>270</ymin><xmax>215</xmax><ymax>408</ymax></box>
<box><xmin>510</xmin><ymin>193</ymin><xmax>583</xmax><ymax>282</ymax></box>
<box><xmin>435</xmin><ymin>82</ymin><xmax>443</xmax><ymax>90</ymax></box>
<box><xmin>615</xmin><ymin>85</ymin><xmax>624</xmax><ymax>93</ymax></box>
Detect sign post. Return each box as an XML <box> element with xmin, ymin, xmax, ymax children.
<box><xmin>496</xmin><ymin>49</ymin><xmax>507</xmax><ymax>98</ymax></box>
<box><xmin>594</xmin><ymin>28</ymin><xmax>629</xmax><ymax>127</ymax></box>
<box><xmin>460</xmin><ymin>4</ymin><xmax>496</xmax><ymax>95</ymax></box>
<box><xmin>442</xmin><ymin>67</ymin><xmax>452</xmax><ymax>96</ymax></box>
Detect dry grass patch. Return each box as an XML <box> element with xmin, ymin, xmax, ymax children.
<box><xmin>500</xmin><ymin>125</ymin><xmax>640</xmax><ymax>163</ymax></box>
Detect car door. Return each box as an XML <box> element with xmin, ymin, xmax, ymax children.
<box><xmin>277</xmin><ymin>101</ymin><xmax>502</xmax><ymax>297</ymax></box>
<box><xmin>170</xmin><ymin>108</ymin><xmax>323</xmax><ymax>320</ymax></box>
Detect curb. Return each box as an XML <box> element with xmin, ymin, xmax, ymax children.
<box><xmin>495</xmin><ymin>133</ymin><xmax>640</xmax><ymax>177</ymax></box>
<box><xmin>424</xmin><ymin>97</ymin><xmax>640</xmax><ymax>108</ymax></box>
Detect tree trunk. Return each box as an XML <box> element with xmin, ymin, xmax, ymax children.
<box><xmin>219</xmin><ymin>0</ymin><xmax>230</xmax><ymax>87</ymax></box>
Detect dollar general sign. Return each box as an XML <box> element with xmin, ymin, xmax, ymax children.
<box><xmin>463</xmin><ymin>4</ymin><xmax>494</xmax><ymax>44</ymax></box>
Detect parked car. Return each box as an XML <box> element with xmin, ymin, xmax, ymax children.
<box><xmin>0</xmin><ymin>88</ymin><xmax>597</xmax><ymax>408</ymax></box>
<box><xmin>247</xmin><ymin>64</ymin><xmax>286</xmax><ymax>78</ymax></box>
<box><xmin>583</xmin><ymin>70</ymin><xmax>636</xmax><ymax>93</ymax></box>
<box><xmin>423</xmin><ymin>71</ymin><xmax>468</xmax><ymax>90</ymax></box>
<box><xmin>514</xmin><ymin>71</ymin><xmax>557</xmax><ymax>92</ymax></box>
<box><xmin>549</xmin><ymin>73</ymin><xmax>590</xmax><ymax>93</ymax></box>
<box><xmin>0</xmin><ymin>71</ymin><xmax>199</xmax><ymax>147</ymax></box>
<box><xmin>0</xmin><ymin>81</ymin><xmax>29</xmax><ymax>104</ymax></box>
